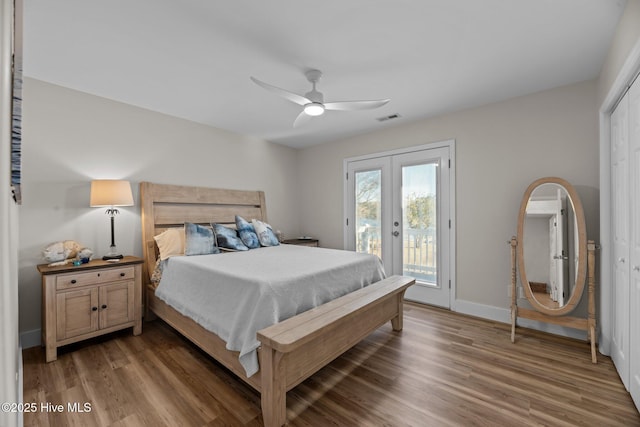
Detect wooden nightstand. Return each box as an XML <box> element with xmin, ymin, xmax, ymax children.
<box><xmin>37</xmin><ymin>256</ymin><xmax>144</xmax><ymax>362</ymax></box>
<box><xmin>282</xmin><ymin>238</ymin><xmax>319</xmax><ymax>247</ymax></box>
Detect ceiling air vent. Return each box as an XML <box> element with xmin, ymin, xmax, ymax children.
<box><xmin>376</xmin><ymin>113</ymin><xmax>401</xmax><ymax>122</ymax></box>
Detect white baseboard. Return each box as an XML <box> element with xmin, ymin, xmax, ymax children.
<box><xmin>21</xmin><ymin>302</ymin><xmax>594</xmax><ymax>351</ymax></box>
<box><xmin>19</xmin><ymin>329</ymin><xmax>40</xmax><ymax>350</ymax></box>
<box><xmin>454</xmin><ymin>299</ymin><xmax>511</xmax><ymax>323</ymax></box>
<box><xmin>454</xmin><ymin>299</ymin><xmax>589</xmax><ymax>341</ymax></box>
<box><xmin>515</xmin><ymin>317</ymin><xmax>589</xmax><ymax>341</ymax></box>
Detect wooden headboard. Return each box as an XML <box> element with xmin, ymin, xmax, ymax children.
<box><xmin>139</xmin><ymin>182</ymin><xmax>267</xmax><ymax>282</ymax></box>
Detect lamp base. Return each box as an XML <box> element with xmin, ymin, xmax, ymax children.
<box><xmin>103</xmin><ymin>243</ymin><xmax>123</xmax><ymax>261</ymax></box>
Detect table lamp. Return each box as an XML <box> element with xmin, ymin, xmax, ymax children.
<box><xmin>90</xmin><ymin>180</ymin><xmax>134</xmax><ymax>260</ymax></box>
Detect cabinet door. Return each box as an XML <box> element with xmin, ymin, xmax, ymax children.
<box><xmin>56</xmin><ymin>288</ymin><xmax>99</xmax><ymax>340</ymax></box>
<box><xmin>99</xmin><ymin>281</ymin><xmax>135</xmax><ymax>329</ymax></box>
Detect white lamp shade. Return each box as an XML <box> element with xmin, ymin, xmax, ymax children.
<box><xmin>90</xmin><ymin>180</ymin><xmax>134</xmax><ymax>207</ymax></box>
<box><xmin>304</xmin><ymin>102</ymin><xmax>325</xmax><ymax>116</ymax></box>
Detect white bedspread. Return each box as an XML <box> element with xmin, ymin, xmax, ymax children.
<box><xmin>154</xmin><ymin>245</ymin><xmax>385</xmax><ymax>377</ymax></box>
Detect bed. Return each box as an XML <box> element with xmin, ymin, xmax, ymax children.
<box><xmin>140</xmin><ymin>182</ymin><xmax>415</xmax><ymax>427</ymax></box>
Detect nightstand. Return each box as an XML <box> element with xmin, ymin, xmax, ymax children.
<box><xmin>37</xmin><ymin>256</ymin><xmax>144</xmax><ymax>362</ymax></box>
<box><xmin>282</xmin><ymin>238</ymin><xmax>319</xmax><ymax>247</ymax></box>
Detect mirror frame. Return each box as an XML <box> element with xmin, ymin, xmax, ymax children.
<box><xmin>516</xmin><ymin>177</ymin><xmax>587</xmax><ymax>316</ymax></box>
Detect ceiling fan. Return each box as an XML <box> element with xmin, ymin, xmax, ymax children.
<box><xmin>250</xmin><ymin>69</ymin><xmax>390</xmax><ymax>127</ymax></box>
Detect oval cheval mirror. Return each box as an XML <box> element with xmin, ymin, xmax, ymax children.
<box><xmin>509</xmin><ymin>177</ymin><xmax>597</xmax><ymax>363</ymax></box>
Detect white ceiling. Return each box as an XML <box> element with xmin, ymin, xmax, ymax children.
<box><xmin>22</xmin><ymin>0</ymin><xmax>626</xmax><ymax>149</ymax></box>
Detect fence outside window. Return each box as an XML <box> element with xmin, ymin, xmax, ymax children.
<box><xmin>357</xmin><ymin>226</ymin><xmax>437</xmax><ymax>283</ymax></box>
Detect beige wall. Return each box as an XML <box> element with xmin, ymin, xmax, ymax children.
<box><xmin>597</xmin><ymin>0</ymin><xmax>640</xmax><ymax>106</ymax></box>
<box><xmin>18</xmin><ymin>78</ymin><xmax>301</xmax><ymax>337</ymax></box>
<box><xmin>296</xmin><ymin>80</ymin><xmax>599</xmax><ymax>315</ymax></box>
<box><xmin>23</xmin><ymin>78</ymin><xmax>600</xmax><ymax>336</ymax></box>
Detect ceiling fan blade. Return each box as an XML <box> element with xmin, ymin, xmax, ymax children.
<box><xmin>323</xmin><ymin>99</ymin><xmax>390</xmax><ymax>111</ymax></box>
<box><xmin>293</xmin><ymin>111</ymin><xmax>312</xmax><ymax>128</ymax></box>
<box><xmin>250</xmin><ymin>77</ymin><xmax>310</xmax><ymax>106</ymax></box>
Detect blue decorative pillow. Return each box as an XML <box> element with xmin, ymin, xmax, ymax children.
<box><xmin>184</xmin><ymin>223</ymin><xmax>220</xmax><ymax>256</ymax></box>
<box><xmin>235</xmin><ymin>215</ymin><xmax>260</xmax><ymax>249</ymax></box>
<box><xmin>252</xmin><ymin>219</ymin><xmax>280</xmax><ymax>247</ymax></box>
<box><xmin>212</xmin><ymin>223</ymin><xmax>249</xmax><ymax>251</ymax></box>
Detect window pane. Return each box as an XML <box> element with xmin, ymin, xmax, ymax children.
<box><xmin>402</xmin><ymin>163</ymin><xmax>437</xmax><ymax>285</ymax></box>
<box><xmin>355</xmin><ymin>170</ymin><xmax>381</xmax><ymax>259</ymax></box>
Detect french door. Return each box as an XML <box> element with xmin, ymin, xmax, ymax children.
<box><xmin>345</xmin><ymin>143</ymin><xmax>454</xmax><ymax>308</ymax></box>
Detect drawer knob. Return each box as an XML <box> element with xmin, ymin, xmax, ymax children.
<box><xmin>70</xmin><ymin>279</ymin><xmax>77</xmax><ymax>284</ymax></box>
<box><xmin>101</xmin><ymin>304</ymin><xmax>107</xmax><ymax>310</ymax></box>
<box><xmin>120</xmin><ymin>272</ymin><xmax>126</xmax><ymax>277</ymax></box>
<box><xmin>92</xmin><ymin>307</ymin><xmax>98</xmax><ymax>311</ymax></box>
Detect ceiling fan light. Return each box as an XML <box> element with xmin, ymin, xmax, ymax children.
<box><xmin>304</xmin><ymin>102</ymin><xmax>325</xmax><ymax>116</ymax></box>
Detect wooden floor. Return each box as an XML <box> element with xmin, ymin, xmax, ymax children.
<box><xmin>23</xmin><ymin>303</ymin><xmax>640</xmax><ymax>426</ymax></box>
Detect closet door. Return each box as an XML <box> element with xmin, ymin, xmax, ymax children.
<box><xmin>611</xmin><ymin>92</ymin><xmax>630</xmax><ymax>388</ymax></box>
<box><xmin>628</xmin><ymin>76</ymin><xmax>640</xmax><ymax>409</ymax></box>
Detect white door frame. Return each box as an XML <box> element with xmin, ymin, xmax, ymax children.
<box><xmin>599</xmin><ymin>38</ymin><xmax>640</xmax><ymax>357</ymax></box>
<box><xmin>343</xmin><ymin>139</ymin><xmax>456</xmax><ymax>309</ymax></box>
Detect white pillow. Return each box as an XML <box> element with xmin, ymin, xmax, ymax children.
<box><xmin>154</xmin><ymin>228</ymin><xmax>185</xmax><ymax>260</ymax></box>
<box><xmin>251</xmin><ymin>219</ymin><xmax>280</xmax><ymax>247</ymax></box>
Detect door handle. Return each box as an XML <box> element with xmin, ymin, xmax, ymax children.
<box><xmin>633</xmin><ymin>266</ymin><xmax>640</xmax><ymax>272</ymax></box>
<box><xmin>392</xmin><ymin>231</ymin><xmax>400</xmax><ymax>237</ymax></box>
<box><xmin>618</xmin><ymin>257</ymin><xmax>626</xmax><ymax>263</ymax></box>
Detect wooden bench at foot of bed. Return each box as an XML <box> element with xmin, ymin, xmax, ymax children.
<box><xmin>257</xmin><ymin>275</ymin><xmax>414</xmax><ymax>427</ymax></box>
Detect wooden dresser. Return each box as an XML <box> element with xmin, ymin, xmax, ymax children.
<box><xmin>38</xmin><ymin>256</ymin><xmax>143</xmax><ymax>362</ymax></box>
